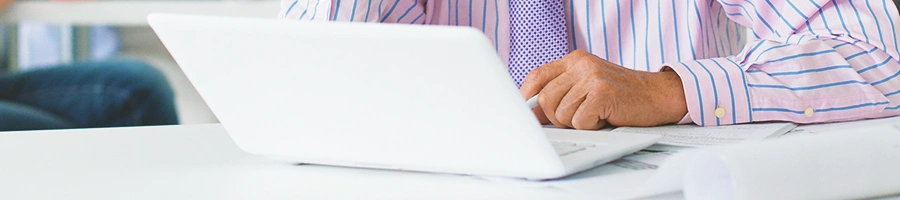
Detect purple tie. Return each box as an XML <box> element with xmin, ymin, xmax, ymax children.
<box><xmin>508</xmin><ymin>0</ymin><xmax>570</xmax><ymax>88</ymax></box>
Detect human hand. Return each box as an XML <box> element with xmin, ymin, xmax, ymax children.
<box><xmin>519</xmin><ymin>50</ymin><xmax>688</xmax><ymax>130</ymax></box>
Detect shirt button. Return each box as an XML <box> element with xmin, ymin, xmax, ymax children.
<box><xmin>715</xmin><ymin>108</ymin><xmax>726</xmax><ymax>118</ymax></box>
<box><xmin>804</xmin><ymin>108</ymin><xmax>815</xmax><ymax>117</ymax></box>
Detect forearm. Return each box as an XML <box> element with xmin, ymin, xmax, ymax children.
<box><xmin>665</xmin><ymin>0</ymin><xmax>900</xmax><ymax>126</ymax></box>
<box><xmin>668</xmin><ymin>41</ymin><xmax>898</xmax><ymax>126</ymax></box>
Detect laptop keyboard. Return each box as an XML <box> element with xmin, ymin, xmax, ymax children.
<box><xmin>551</xmin><ymin>141</ymin><xmax>598</xmax><ymax>157</ymax></box>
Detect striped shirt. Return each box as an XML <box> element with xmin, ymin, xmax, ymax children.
<box><xmin>280</xmin><ymin>0</ymin><xmax>900</xmax><ymax>126</ymax></box>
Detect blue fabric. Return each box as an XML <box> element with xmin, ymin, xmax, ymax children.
<box><xmin>0</xmin><ymin>59</ymin><xmax>178</xmax><ymax>131</ymax></box>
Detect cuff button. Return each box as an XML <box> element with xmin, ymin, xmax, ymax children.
<box><xmin>715</xmin><ymin>108</ymin><xmax>726</xmax><ymax>118</ymax></box>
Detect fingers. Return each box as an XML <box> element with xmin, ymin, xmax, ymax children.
<box><xmin>532</xmin><ymin>106</ymin><xmax>551</xmax><ymax>124</ymax></box>
<box><xmin>521</xmin><ymin>50</ymin><xmax>603</xmax><ymax>128</ymax></box>
<box><xmin>572</xmin><ymin>92</ymin><xmax>608</xmax><ymax>130</ymax></box>
<box><xmin>521</xmin><ymin>61</ymin><xmax>567</xmax><ymax>125</ymax></box>
<box><xmin>538</xmin><ymin>72</ymin><xmax>577</xmax><ymax>128</ymax></box>
<box><xmin>520</xmin><ymin>61</ymin><xmax>566</xmax><ymax>99</ymax></box>
<box><xmin>554</xmin><ymin>80</ymin><xmax>590</xmax><ymax>128</ymax></box>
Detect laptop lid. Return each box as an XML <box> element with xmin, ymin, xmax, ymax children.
<box><xmin>149</xmin><ymin>14</ymin><xmax>567</xmax><ymax>178</ymax></box>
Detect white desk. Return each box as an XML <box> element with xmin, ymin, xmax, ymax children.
<box><xmin>0</xmin><ymin>124</ymin><xmax>616</xmax><ymax>200</ymax></box>
<box><xmin>2</xmin><ymin>122</ymin><xmax>899</xmax><ymax>199</ymax></box>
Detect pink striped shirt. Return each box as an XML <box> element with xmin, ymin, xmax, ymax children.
<box><xmin>279</xmin><ymin>0</ymin><xmax>900</xmax><ymax>126</ymax></box>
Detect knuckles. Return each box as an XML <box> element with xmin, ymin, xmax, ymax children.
<box><xmin>554</xmin><ymin>108</ymin><xmax>566</xmax><ymax>119</ymax></box>
<box><xmin>524</xmin><ymin>64</ymin><xmax>552</xmax><ymax>84</ymax></box>
<box><xmin>537</xmin><ymin>93</ymin><xmax>552</xmax><ymax>106</ymax></box>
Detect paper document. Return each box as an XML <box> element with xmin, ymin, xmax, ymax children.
<box><xmin>781</xmin><ymin>116</ymin><xmax>900</xmax><ymax>138</ymax></box>
<box><xmin>547</xmin><ymin>144</ymin><xmax>692</xmax><ymax>199</ymax></box>
<box><xmin>611</xmin><ymin>123</ymin><xmax>796</xmax><ymax>147</ymax></box>
<box><xmin>480</xmin><ymin>144</ymin><xmax>689</xmax><ymax>199</ymax></box>
<box><xmin>497</xmin><ymin>122</ymin><xmax>900</xmax><ymax>200</ymax></box>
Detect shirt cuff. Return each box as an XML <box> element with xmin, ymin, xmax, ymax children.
<box><xmin>663</xmin><ymin>57</ymin><xmax>753</xmax><ymax>126</ymax></box>
<box><xmin>677</xmin><ymin>114</ymin><xmax>693</xmax><ymax>124</ymax></box>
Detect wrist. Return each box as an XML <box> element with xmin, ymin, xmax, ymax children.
<box><xmin>652</xmin><ymin>70</ymin><xmax>689</xmax><ymax>124</ymax></box>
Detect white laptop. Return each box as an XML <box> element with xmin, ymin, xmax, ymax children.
<box><xmin>148</xmin><ymin>14</ymin><xmax>661</xmax><ymax>180</ymax></box>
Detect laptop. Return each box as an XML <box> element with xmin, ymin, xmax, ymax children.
<box><xmin>148</xmin><ymin>14</ymin><xmax>661</xmax><ymax>180</ymax></box>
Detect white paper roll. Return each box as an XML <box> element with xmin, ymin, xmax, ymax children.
<box><xmin>684</xmin><ymin>125</ymin><xmax>900</xmax><ymax>200</ymax></box>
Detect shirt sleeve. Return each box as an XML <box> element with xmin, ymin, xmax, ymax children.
<box><xmin>279</xmin><ymin>0</ymin><xmax>428</xmax><ymax>24</ymax></box>
<box><xmin>666</xmin><ymin>0</ymin><xmax>900</xmax><ymax>126</ymax></box>
<box><xmin>279</xmin><ymin>0</ymin><xmax>333</xmax><ymax>21</ymax></box>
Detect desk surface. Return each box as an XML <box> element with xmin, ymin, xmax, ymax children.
<box><xmin>0</xmin><ymin>1</ymin><xmax>280</xmax><ymax>25</ymax></box>
<box><xmin>2</xmin><ymin>121</ymin><xmax>899</xmax><ymax>199</ymax></box>
<box><xmin>0</xmin><ymin>124</ymin><xmax>612</xmax><ymax>200</ymax></box>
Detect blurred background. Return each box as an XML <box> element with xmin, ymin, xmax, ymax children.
<box><xmin>0</xmin><ymin>0</ymin><xmax>281</xmax><ymax>125</ymax></box>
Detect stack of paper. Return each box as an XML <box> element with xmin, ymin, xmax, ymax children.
<box><xmin>611</xmin><ymin>123</ymin><xmax>796</xmax><ymax>147</ymax></box>
<box><xmin>499</xmin><ymin>122</ymin><xmax>900</xmax><ymax>200</ymax></box>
